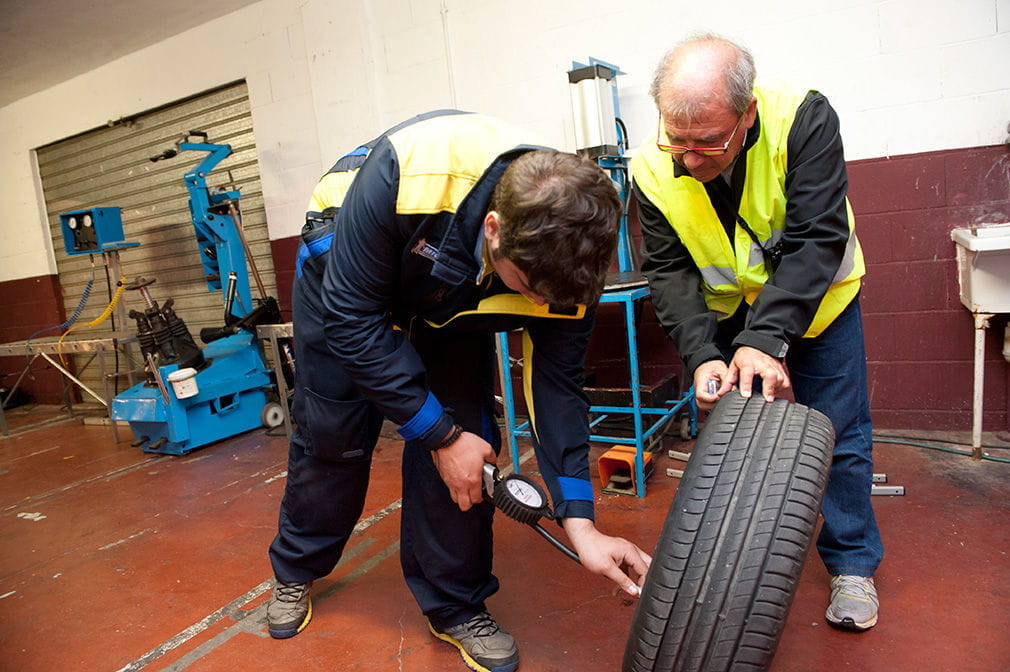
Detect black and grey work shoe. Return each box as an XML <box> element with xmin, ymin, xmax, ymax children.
<box><xmin>430</xmin><ymin>611</ymin><xmax>519</xmax><ymax>672</ymax></box>
<box><xmin>267</xmin><ymin>579</ymin><xmax>313</xmax><ymax>639</ymax></box>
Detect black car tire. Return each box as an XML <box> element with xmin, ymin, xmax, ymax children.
<box><xmin>623</xmin><ymin>390</ymin><xmax>835</xmax><ymax>672</ymax></box>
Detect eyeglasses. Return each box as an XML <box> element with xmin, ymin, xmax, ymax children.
<box><xmin>656</xmin><ymin>112</ymin><xmax>746</xmax><ymax>157</ymax></box>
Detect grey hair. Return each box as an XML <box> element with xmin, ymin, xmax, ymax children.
<box><xmin>649</xmin><ymin>32</ymin><xmax>756</xmax><ymax>120</ymax></box>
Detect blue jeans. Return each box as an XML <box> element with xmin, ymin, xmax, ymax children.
<box><xmin>787</xmin><ymin>297</ymin><xmax>883</xmax><ymax>577</ymax></box>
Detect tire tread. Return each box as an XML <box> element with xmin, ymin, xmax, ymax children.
<box><xmin>623</xmin><ymin>391</ymin><xmax>834</xmax><ymax>672</ymax></box>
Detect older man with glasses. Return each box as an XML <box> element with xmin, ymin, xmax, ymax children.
<box><xmin>632</xmin><ymin>33</ymin><xmax>883</xmax><ymax>632</ymax></box>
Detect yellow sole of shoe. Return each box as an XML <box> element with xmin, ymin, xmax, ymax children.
<box><xmin>428</xmin><ymin>622</ymin><xmax>518</xmax><ymax>672</ymax></box>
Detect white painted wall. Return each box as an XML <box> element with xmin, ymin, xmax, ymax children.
<box><xmin>0</xmin><ymin>0</ymin><xmax>317</xmax><ymax>283</ymax></box>
<box><xmin>2</xmin><ymin>0</ymin><xmax>1008</xmax><ymax>285</ymax></box>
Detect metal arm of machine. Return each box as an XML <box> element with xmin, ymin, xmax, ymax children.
<box><xmin>181</xmin><ymin>140</ymin><xmax>252</xmax><ymax>322</ymax></box>
<box><xmin>150</xmin><ymin>131</ymin><xmax>255</xmax><ymax>323</ymax></box>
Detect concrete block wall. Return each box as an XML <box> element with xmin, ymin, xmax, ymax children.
<box><xmin>853</xmin><ymin>146</ymin><xmax>1010</xmax><ymax>429</ymax></box>
<box><xmin>1</xmin><ymin>0</ymin><xmax>1008</xmax><ymax>430</ymax></box>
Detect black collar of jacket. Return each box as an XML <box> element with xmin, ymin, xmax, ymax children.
<box><xmin>430</xmin><ymin>144</ymin><xmax>548</xmax><ymax>285</ymax></box>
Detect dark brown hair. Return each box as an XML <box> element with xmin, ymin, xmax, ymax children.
<box><xmin>490</xmin><ymin>150</ymin><xmax>621</xmax><ymax>309</ymax></box>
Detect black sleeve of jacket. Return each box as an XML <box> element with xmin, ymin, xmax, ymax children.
<box><xmin>635</xmin><ymin>180</ymin><xmax>726</xmax><ymax>375</ymax></box>
<box><xmin>319</xmin><ymin>138</ymin><xmax>454</xmax><ymax>448</ymax></box>
<box><xmin>732</xmin><ymin>91</ymin><xmax>852</xmax><ymax>356</ymax></box>
<box><xmin>526</xmin><ymin>305</ymin><xmax>598</xmax><ymax>521</ymax></box>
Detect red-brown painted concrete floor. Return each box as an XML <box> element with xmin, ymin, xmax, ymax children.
<box><xmin>1</xmin><ymin>404</ymin><xmax>1008</xmax><ymax>672</ymax></box>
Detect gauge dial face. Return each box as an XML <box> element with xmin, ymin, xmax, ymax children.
<box><xmin>504</xmin><ymin>477</ymin><xmax>545</xmax><ymax>508</ymax></box>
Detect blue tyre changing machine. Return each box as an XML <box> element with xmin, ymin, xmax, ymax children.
<box><xmin>111</xmin><ymin>132</ymin><xmax>284</xmax><ymax>456</ymax></box>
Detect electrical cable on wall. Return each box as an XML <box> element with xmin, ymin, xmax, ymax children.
<box><xmin>440</xmin><ymin>0</ymin><xmax>458</xmax><ymax>108</ymax></box>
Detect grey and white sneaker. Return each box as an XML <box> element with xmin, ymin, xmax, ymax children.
<box><xmin>430</xmin><ymin>611</ymin><xmax>519</xmax><ymax>672</ymax></box>
<box><xmin>267</xmin><ymin>579</ymin><xmax>313</xmax><ymax>639</ymax></box>
<box><xmin>825</xmin><ymin>575</ymin><xmax>878</xmax><ymax>631</ymax></box>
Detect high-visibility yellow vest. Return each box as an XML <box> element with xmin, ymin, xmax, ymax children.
<box><xmin>307</xmin><ymin>111</ymin><xmax>531</xmax><ymax>215</ymax></box>
<box><xmin>631</xmin><ymin>85</ymin><xmax>864</xmax><ymax>337</ymax></box>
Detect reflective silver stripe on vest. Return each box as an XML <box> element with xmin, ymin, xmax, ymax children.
<box><xmin>699</xmin><ymin>265</ymin><xmax>737</xmax><ymax>288</ymax></box>
<box><xmin>834</xmin><ymin>231</ymin><xmax>858</xmax><ymax>282</ymax></box>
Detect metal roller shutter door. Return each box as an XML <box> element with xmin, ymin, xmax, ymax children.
<box><xmin>35</xmin><ymin>80</ymin><xmax>276</xmax><ymax>399</ymax></box>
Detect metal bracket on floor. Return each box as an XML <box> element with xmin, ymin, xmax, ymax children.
<box><xmin>665</xmin><ymin>449</ymin><xmax>691</xmax><ymax>479</ymax></box>
<box><xmin>871</xmin><ymin>472</ymin><xmax>905</xmax><ymax>496</ymax></box>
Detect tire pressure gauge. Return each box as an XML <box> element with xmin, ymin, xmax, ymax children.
<box><xmin>482</xmin><ymin>463</ymin><xmax>581</xmax><ymax>564</ymax></box>
<box><xmin>484</xmin><ymin>463</ymin><xmax>553</xmax><ymax>525</ymax></box>
<box><xmin>504</xmin><ymin>477</ymin><xmax>546</xmax><ymax>509</ymax></box>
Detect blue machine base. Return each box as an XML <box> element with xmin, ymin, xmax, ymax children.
<box><xmin>111</xmin><ymin>333</ymin><xmax>273</xmax><ymax>456</ymax></box>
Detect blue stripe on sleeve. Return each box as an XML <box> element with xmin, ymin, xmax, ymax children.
<box><xmin>397</xmin><ymin>391</ymin><xmax>443</xmax><ymax>441</ymax></box>
<box><xmin>558</xmin><ymin>476</ymin><xmax>594</xmax><ymax>502</ymax></box>
<box><xmin>295</xmin><ymin>231</ymin><xmax>334</xmax><ymax>278</ymax></box>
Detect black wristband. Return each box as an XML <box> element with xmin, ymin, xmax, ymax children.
<box><xmin>432</xmin><ymin>424</ymin><xmax>463</xmax><ymax>451</ymax></box>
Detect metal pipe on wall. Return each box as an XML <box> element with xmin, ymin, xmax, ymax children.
<box><xmin>1004</xmin><ymin>321</ymin><xmax>1010</xmax><ymax>436</ymax></box>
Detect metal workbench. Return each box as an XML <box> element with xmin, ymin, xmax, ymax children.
<box><xmin>0</xmin><ymin>333</ymin><xmax>136</xmax><ymax>440</ymax></box>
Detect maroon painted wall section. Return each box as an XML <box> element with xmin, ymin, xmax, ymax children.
<box><xmin>851</xmin><ymin>145</ymin><xmax>1010</xmax><ymax>431</ymax></box>
<box><xmin>0</xmin><ymin>275</ymin><xmax>70</xmax><ymax>405</ymax></box>
<box><xmin>257</xmin><ymin>144</ymin><xmax>1010</xmax><ymax>433</ymax></box>
<box><xmin>270</xmin><ymin>236</ymin><xmax>299</xmax><ymax>319</ymax></box>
